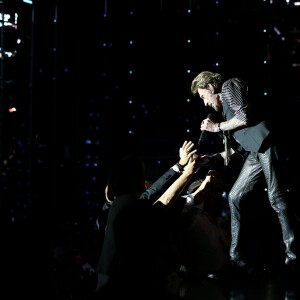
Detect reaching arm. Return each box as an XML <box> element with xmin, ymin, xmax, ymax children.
<box><xmin>139</xmin><ymin>140</ymin><xmax>197</xmax><ymax>202</ymax></box>
<box><xmin>153</xmin><ymin>155</ymin><xmax>206</xmax><ymax>206</ymax></box>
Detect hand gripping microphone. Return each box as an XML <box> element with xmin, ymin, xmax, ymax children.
<box><xmin>198</xmin><ymin>113</ymin><xmax>212</xmax><ymax>145</ymax></box>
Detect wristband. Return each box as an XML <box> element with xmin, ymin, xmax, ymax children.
<box><xmin>176</xmin><ymin>163</ymin><xmax>184</xmax><ymax>172</ymax></box>
<box><xmin>181</xmin><ymin>194</ymin><xmax>195</xmax><ymax>206</ymax></box>
<box><xmin>185</xmin><ymin>195</ymin><xmax>195</xmax><ymax>205</ymax></box>
<box><xmin>172</xmin><ymin>163</ymin><xmax>184</xmax><ymax>173</ymax></box>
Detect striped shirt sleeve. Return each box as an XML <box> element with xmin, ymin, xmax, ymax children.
<box><xmin>222</xmin><ymin>78</ymin><xmax>249</xmax><ymax>122</ymax></box>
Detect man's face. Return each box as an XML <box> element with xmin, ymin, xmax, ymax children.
<box><xmin>197</xmin><ymin>85</ymin><xmax>222</xmax><ymax>112</ymax></box>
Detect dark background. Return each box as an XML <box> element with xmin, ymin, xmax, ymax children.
<box><xmin>1</xmin><ymin>1</ymin><xmax>299</xmax><ymax>297</ymax></box>
<box><xmin>1</xmin><ymin>0</ymin><xmax>299</xmax><ymax>225</ymax></box>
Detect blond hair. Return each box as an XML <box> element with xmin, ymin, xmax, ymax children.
<box><xmin>191</xmin><ymin>71</ymin><xmax>222</xmax><ymax>95</ymax></box>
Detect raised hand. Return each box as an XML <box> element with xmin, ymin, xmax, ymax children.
<box><xmin>179</xmin><ymin>140</ymin><xmax>198</xmax><ymax>166</ymax></box>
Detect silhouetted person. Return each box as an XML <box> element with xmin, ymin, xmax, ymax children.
<box><xmin>94</xmin><ymin>142</ymin><xmax>208</xmax><ymax>299</ymax></box>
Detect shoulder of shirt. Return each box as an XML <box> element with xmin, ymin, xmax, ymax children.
<box><xmin>223</xmin><ymin>78</ymin><xmax>248</xmax><ymax>90</ymax></box>
<box><xmin>224</xmin><ymin>78</ymin><xmax>243</xmax><ymax>84</ymax></box>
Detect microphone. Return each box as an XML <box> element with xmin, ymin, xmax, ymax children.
<box><xmin>198</xmin><ymin>113</ymin><xmax>212</xmax><ymax>145</ymax></box>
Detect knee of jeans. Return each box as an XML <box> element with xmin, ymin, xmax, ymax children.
<box><xmin>228</xmin><ymin>190</ymin><xmax>237</xmax><ymax>204</ymax></box>
<box><xmin>269</xmin><ymin>199</ymin><xmax>287</xmax><ymax>212</ymax></box>
<box><xmin>228</xmin><ymin>190</ymin><xmax>244</xmax><ymax>210</ymax></box>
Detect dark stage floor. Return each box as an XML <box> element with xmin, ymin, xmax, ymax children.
<box><xmin>54</xmin><ymin>265</ymin><xmax>300</xmax><ymax>300</ymax></box>
<box><xmin>165</xmin><ymin>270</ymin><xmax>299</xmax><ymax>300</ymax></box>
<box><xmin>4</xmin><ymin>247</ymin><xmax>300</xmax><ymax>300</ymax></box>
<box><xmin>4</xmin><ymin>211</ymin><xmax>300</xmax><ymax>300</ymax></box>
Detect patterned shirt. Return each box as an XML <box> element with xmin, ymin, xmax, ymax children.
<box><xmin>221</xmin><ymin>78</ymin><xmax>249</xmax><ymax>122</ymax></box>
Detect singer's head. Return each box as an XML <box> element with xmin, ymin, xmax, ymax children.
<box><xmin>191</xmin><ymin>71</ymin><xmax>223</xmax><ymax>113</ymax></box>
